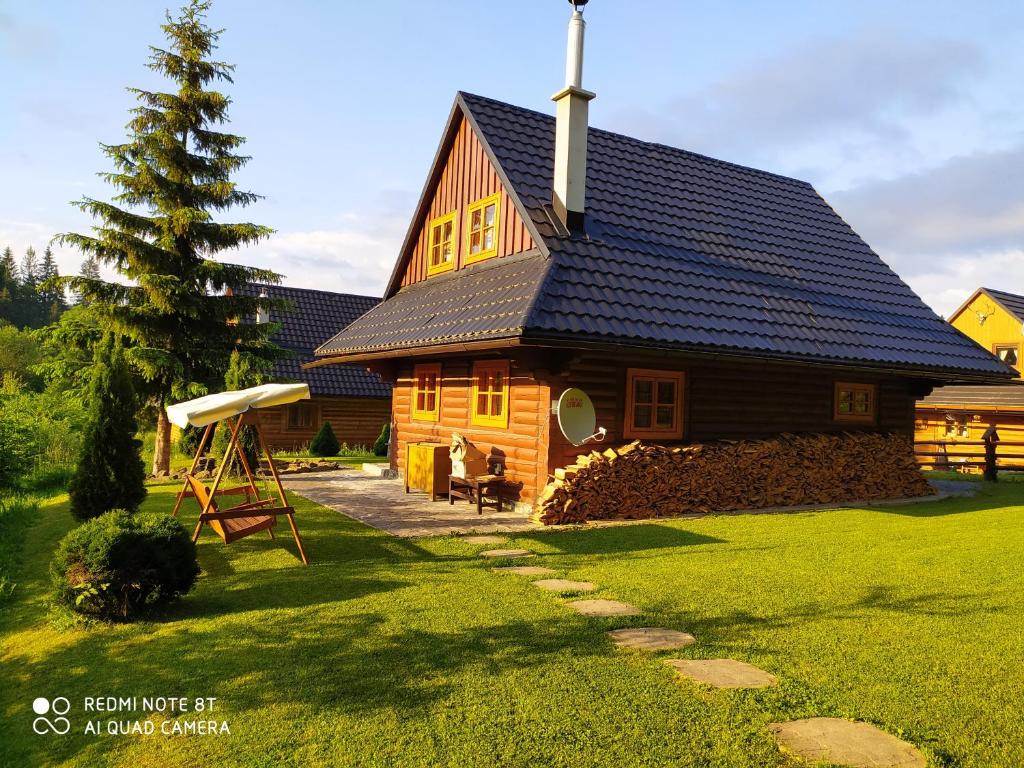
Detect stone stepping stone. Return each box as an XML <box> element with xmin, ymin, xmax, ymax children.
<box><xmin>480</xmin><ymin>548</ymin><xmax>535</xmax><ymax>559</ymax></box>
<box><xmin>608</xmin><ymin>627</ymin><xmax>696</xmax><ymax>651</ymax></box>
<box><xmin>667</xmin><ymin>658</ymin><xmax>777</xmax><ymax>689</ymax></box>
<box><xmin>532</xmin><ymin>579</ymin><xmax>595</xmax><ymax>593</ymax></box>
<box><xmin>492</xmin><ymin>566</ymin><xmax>557</xmax><ymax>576</ymax></box>
<box><xmin>462</xmin><ymin>535</ymin><xmax>508</xmax><ymax>545</ymax></box>
<box><xmin>567</xmin><ymin>599</ymin><xmax>640</xmax><ymax>617</ymax></box>
<box><xmin>769</xmin><ymin>718</ymin><xmax>925</xmax><ymax>768</ymax></box>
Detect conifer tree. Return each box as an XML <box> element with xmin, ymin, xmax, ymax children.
<box><xmin>38</xmin><ymin>247</ymin><xmax>66</xmax><ymax>322</ymax></box>
<box><xmin>309</xmin><ymin>421</ymin><xmax>340</xmax><ymax>457</ymax></box>
<box><xmin>0</xmin><ymin>247</ymin><xmax>15</xmax><ymax>320</ymax></box>
<box><xmin>55</xmin><ymin>0</ymin><xmax>284</xmax><ymax>475</ymax></box>
<box><xmin>20</xmin><ymin>246</ymin><xmax>38</xmax><ymax>292</ymax></box>
<box><xmin>68</xmin><ymin>336</ymin><xmax>148</xmax><ymax>521</ymax></box>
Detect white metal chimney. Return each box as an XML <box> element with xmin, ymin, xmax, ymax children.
<box><xmin>552</xmin><ymin>0</ymin><xmax>596</xmax><ymax>232</ymax></box>
<box><xmin>256</xmin><ymin>288</ymin><xmax>270</xmax><ymax>324</ymax></box>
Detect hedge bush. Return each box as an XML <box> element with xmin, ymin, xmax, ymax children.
<box><xmin>309</xmin><ymin>421</ymin><xmax>340</xmax><ymax>457</ymax></box>
<box><xmin>51</xmin><ymin>510</ymin><xmax>200</xmax><ymax>621</ymax></box>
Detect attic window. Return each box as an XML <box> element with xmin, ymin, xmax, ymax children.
<box><xmin>834</xmin><ymin>382</ymin><xmax>876</xmax><ymax>423</ymax></box>
<box><xmin>427</xmin><ymin>212</ymin><xmax>457</xmax><ymax>276</ymax></box>
<box><xmin>995</xmin><ymin>344</ymin><xmax>1019</xmax><ymax>368</ymax></box>
<box><xmin>465</xmin><ymin>193</ymin><xmax>501</xmax><ymax>264</ymax></box>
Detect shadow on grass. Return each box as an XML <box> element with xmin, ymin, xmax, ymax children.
<box><xmin>518</xmin><ymin>523</ymin><xmax>726</xmax><ymax>556</ymax></box>
<box><xmin>874</xmin><ymin>483</ymin><xmax>1024</xmax><ymax>518</ymax></box>
<box><xmin>11</xmin><ymin>610</ymin><xmax>609</xmax><ymax>767</ymax></box>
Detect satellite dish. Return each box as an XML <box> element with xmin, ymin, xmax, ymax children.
<box><xmin>556</xmin><ymin>388</ymin><xmax>607</xmax><ymax>446</ymax></box>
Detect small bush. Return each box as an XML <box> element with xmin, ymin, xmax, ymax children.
<box><xmin>176</xmin><ymin>424</ymin><xmax>208</xmax><ymax>458</ymax></box>
<box><xmin>373</xmin><ymin>423</ymin><xmax>390</xmax><ymax>457</ymax></box>
<box><xmin>309</xmin><ymin>421</ymin><xmax>340</xmax><ymax>457</ymax></box>
<box><xmin>51</xmin><ymin>510</ymin><xmax>200</xmax><ymax>621</ymax></box>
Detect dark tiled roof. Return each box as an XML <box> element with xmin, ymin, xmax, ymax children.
<box><xmin>241</xmin><ymin>284</ymin><xmax>391</xmax><ymax>398</ymax></box>
<box><xmin>316</xmin><ymin>92</ymin><xmax>1012</xmax><ymax>381</ymax></box>
<box><xmin>317</xmin><ymin>251</ymin><xmax>546</xmax><ymax>354</ymax></box>
<box><xmin>919</xmin><ymin>382</ymin><xmax>1024</xmax><ymax>409</ymax></box>
<box><xmin>981</xmin><ymin>288</ymin><xmax>1024</xmax><ymax>323</ymax></box>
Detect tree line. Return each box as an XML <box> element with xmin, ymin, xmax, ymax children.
<box><xmin>0</xmin><ymin>246</ymin><xmax>96</xmax><ymax>329</ymax></box>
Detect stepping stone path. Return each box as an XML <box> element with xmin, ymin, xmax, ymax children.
<box><xmin>568</xmin><ymin>599</ymin><xmax>640</xmax><ymax>617</ymax></box>
<box><xmin>769</xmin><ymin>718</ymin><xmax>925</xmax><ymax>768</ymax></box>
<box><xmin>462</xmin><ymin>535</ymin><xmax>508</xmax><ymax>545</ymax></box>
<box><xmin>667</xmin><ymin>658</ymin><xmax>777</xmax><ymax>689</ymax></box>
<box><xmin>531</xmin><ymin>579</ymin><xmax>595</xmax><ymax>593</ymax></box>
<box><xmin>492</xmin><ymin>565</ymin><xmax>557</xmax><ymax>576</ymax></box>
<box><xmin>608</xmin><ymin>627</ymin><xmax>696</xmax><ymax>651</ymax></box>
<box><xmin>479</xmin><ymin>548</ymin><xmax>535</xmax><ymax>559</ymax></box>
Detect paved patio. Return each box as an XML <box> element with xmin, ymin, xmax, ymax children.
<box><xmin>284</xmin><ymin>470</ymin><xmax>539</xmax><ymax>537</ymax></box>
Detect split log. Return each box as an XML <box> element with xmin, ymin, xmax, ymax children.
<box><xmin>536</xmin><ymin>432</ymin><xmax>932</xmax><ymax>525</ymax></box>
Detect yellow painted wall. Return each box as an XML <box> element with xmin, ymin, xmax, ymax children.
<box><xmin>950</xmin><ymin>292</ymin><xmax>1023</xmax><ymax>378</ymax></box>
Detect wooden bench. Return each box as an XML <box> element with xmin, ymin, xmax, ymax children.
<box><xmin>449</xmin><ymin>474</ymin><xmax>508</xmax><ymax>514</ymax></box>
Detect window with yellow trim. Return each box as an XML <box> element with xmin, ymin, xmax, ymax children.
<box><xmin>427</xmin><ymin>212</ymin><xmax>457</xmax><ymax>276</ymax></box>
<box><xmin>465</xmin><ymin>193</ymin><xmax>501</xmax><ymax>263</ymax></box>
<box><xmin>994</xmin><ymin>343</ymin><xmax>1020</xmax><ymax>369</ymax></box>
<box><xmin>624</xmin><ymin>368</ymin><xmax>684</xmax><ymax>439</ymax></box>
<box><xmin>471</xmin><ymin>360</ymin><xmax>510</xmax><ymax>428</ymax></box>
<box><xmin>834</xmin><ymin>382</ymin><xmax>876</xmax><ymax>422</ymax></box>
<box><xmin>411</xmin><ymin>363</ymin><xmax>441</xmax><ymax>422</ymax></box>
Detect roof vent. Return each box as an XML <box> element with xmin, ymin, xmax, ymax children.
<box><xmin>552</xmin><ymin>0</ymin><xmax>595</xmax><ymax>233</ymax></box>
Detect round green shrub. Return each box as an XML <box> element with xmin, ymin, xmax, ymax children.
<box><xmin>50</xmin><ymin>510</ymin><xmax>200</xmax><ymax>621</ymax></box>
<box><xmin>309</xmin><ymin>420</ymin><xmax>340</xmax><ymax>457</ymax></box>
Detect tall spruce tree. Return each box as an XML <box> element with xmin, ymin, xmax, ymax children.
<box><xmin>38</xmin><ymin>247</ymin><xmax>66</xmax><ymax>322</ymax></box>
<box><xmin>0</xmin><ymin>247</ymin><xmax>15</xmax><ymax>321</ymax></box>
<box><xmin>56</xmin><ymin>0</ymin><xmax>284</xmax><ymax>474</ymax></box>
<box><xmin>68</xmin><ymin>336</ymin><xmax>148</xmax><ymax>520</ymax></box>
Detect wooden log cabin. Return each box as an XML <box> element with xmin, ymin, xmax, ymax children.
<box><xmin>309</xmin><ymin>6</ymin><xmax>1011</xmax><ymax>506</ymax></box>
<box><xmin>916</xmin><ymin>288</ymin><xmax>1024</xmax><ymax>469</ymax></box>
<box><xmin>236</xmin><ymin>284</ymin><xmax>391</xmax><ymax>452</ymax></box>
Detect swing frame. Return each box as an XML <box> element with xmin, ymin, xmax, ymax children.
<box><xmin>171</xmin><ymin>413</ymin><xmax>309</xmax><ymax>566</ymax></box>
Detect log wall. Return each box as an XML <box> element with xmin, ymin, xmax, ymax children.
<box><xmin>398</xmin><ymin>117</ymin><xmax>535</xmax><ymax>287</ymax></box>
<box><xmin>254</xmin><ymin>396</ymin><xmax>391</xmax><ymax>453</ymax></box>
<box><xmin>545</xmin><ymin>353</ymin><xmax>920</xmax><ymax>474</ymax></box>
<box><xmin>391</xmin><ymin>357</ymin><xmax>550</xmax><ymax>501</ymax></box>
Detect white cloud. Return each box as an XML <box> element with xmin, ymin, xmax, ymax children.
<box><xmin>236</xmin><ymin>221</ymin><xmax>406</xmax><ymax>297</ymax></box>
<box><xmin>901</xmin><ymin>249</ymin><xmax>1024</xmax><ymax>318</ymax></box>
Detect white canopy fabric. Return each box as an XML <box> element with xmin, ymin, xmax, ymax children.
<box><xmin>166</xmin><ymin>383</ymin><xmax>311</xmax><ymax>429</ymax></box>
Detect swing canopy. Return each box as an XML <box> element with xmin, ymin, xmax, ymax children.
<box><xmin>166</xmin><ymin>382</ymin><xmax>310</xmax><ymax>429</ymax></box>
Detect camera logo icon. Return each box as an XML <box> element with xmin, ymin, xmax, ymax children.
<box><xmin>32</xmin><ymin>697</ymin><xmax>71</xmax><ymax>735</ymax></box>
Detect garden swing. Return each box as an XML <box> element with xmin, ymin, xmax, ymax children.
<box><xmin>166</xmin><ymin>383</ymin><xmax>311</xmax><ymax>565</ymax></box>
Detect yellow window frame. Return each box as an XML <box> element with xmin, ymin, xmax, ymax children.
<box><xmin>411</xmin><ymin>363</ymin><xmax>442</xmax><ymax>422</ymax></box>
<box><xmin>471</xmin><ymin>360</ymin><xmax>510</xmax><ymax>429</ymax></box>
<box><xmin>426</xmin><ymin>211</ymin><xmax>458</xmax><ymax>277</ymax></box>
<box><xmin>464</xmin><ymin>192</ymin><xmax>501</xmax><ymax>265</ymax></box>
<box><xmin>834</xmin><ymin>381</ymin><xmax>877</xmax><ymax>423</ymax></box>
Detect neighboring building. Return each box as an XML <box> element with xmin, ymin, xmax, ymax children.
<box><xmin>310</xmin><ymin>9</ymin><xmax>1010</xmax><ymax>503</ymax></box>
<box><xmin>916</xmin><ymin>288</ymin><xmax>1024</xmax><ymax>461</ymax></box>
<box><xmin>241</xmin><ymin>284</ymin><xmax>392</xmax><ymax>452</ymax></box>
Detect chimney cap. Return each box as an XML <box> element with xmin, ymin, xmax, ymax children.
<box><xmin>569</xmin><ymin>0</ymin><xmax>588</xmax><ymax>9</ymax></box>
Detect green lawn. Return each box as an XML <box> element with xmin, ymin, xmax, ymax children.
<box><xmin>3</xmin><ymin>484</ymin><xmax>1024</xmax><ymax>767</ymax></box>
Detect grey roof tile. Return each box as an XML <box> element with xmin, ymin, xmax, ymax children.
<box><xmin>314</xmin><ymin>92</ymin><xmax>1012</xmax><ymax>380</ymax></box>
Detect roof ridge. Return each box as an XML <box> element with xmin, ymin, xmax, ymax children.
<box><xmin>249</xmin><ymin>282</ymin><xmax>381</xmax><ymax>302</ymax></box>
<box><xmin>457</xmin><ymin>90</ymin><xmax>814</xmax><ymax>190</ymax></box>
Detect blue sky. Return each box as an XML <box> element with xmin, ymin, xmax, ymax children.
<box><xmin>1</xmin><ymin>0</ymin><xmax>1022</xmax><ymax>315</ymax></box>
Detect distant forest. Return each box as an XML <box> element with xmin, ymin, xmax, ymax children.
<box><xmin>0</xmin><ymin>245</ymin><xmax>95</xmax><ymax>329</ymax></box>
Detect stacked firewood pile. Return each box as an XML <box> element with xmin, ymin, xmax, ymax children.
<box><xmin>537</xmin><ymin>432</ymin><xmax>932</xmax><ymax>525</ymax></box>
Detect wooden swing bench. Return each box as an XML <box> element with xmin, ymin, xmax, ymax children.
<box><xmin>167</xmin><ymin>383</ymin><xmax>311</xmax><ymax>565</ymax></box>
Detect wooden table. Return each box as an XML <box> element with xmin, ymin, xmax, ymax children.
<box><xmin>449</xmin><ymin>474</ymin><xmax>508</xmax><ymax>514</ymax></box>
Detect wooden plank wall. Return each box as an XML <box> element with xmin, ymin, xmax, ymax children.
<box><xmin>254</xmin><ymin>396</ymin><xmax>391</xmax><ymax>453</ymax></box>
<box><xmin>391</xmin><ymin>358</ymin><xmax>550</xmax><ymax>501</ymax></box>
<box><xmin>546</xmin><ymin>353</ymin><xmax>920</xmax><ymax>473</ymax></box>
<box><xmin>399</xmin><ymin>117</ymin><xmax>535</xmax><ymax>287</ymax></box>
<box><xmin>915</xmin><ymin>408</ymin><xmax>1024</xmax><ymax>471</ymax></box>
